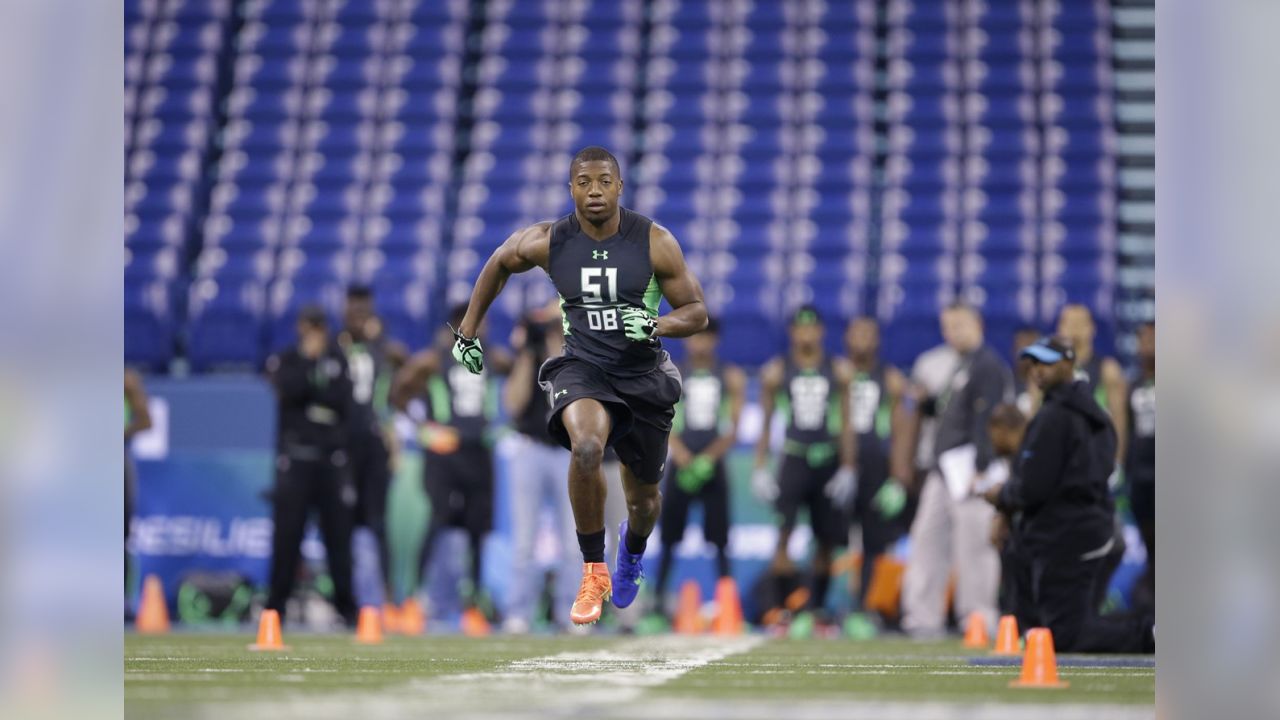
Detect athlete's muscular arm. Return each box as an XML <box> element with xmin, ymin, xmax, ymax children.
<box><xmin>456</xmin><ymin>223</ymin><xmax>551</xmax><ymax>339</ymax></box>
<box><xmin>1101</xmin><ymin>357</ymin><xmax>1128</xmax><ymax>465</ymax></box>
<box><xmin>704</xmin><ymin>365</ymin><xmax>747</xmax><ymax>462</ymax></box>
<box><xmin>884</xmin><ymin>367</ymin><xmax>916</xmax><ymax>485</ymax></box>
<box><xmin>649</xmin><ymin>224</ymin><xmax>708</xmax><ymax>338</ymax></box>
<box><xmin>754</xmin><ymin>359</ymin><xmax>784</xmax><ymax>468</ymax></box>
<box><xmin>834</xmin><ymin>359</ymin><xmax>858</xmax><ymax>471</ymax></box>
<box><xmin>124</xmin><ymin>369</ymin><xmax>152</xmax><ymax>441</ymax></box>
<box><xmin>391</xmin><ymin>349</ymin><xmax>440</xmax><ymax>411</ymax></box>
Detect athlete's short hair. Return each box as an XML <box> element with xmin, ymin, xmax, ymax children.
<box><xmin>944</xmin><ymin>300</ymin><xmax>982</xmax><ymax>324</ymax></box>
<box><xmin>346</xmin><ymin>284</ymin><xmax>373</xmax><ymax>301</ymax></box>
<box><xmin>570</xmin><ymin>146</ymin><xmax>620</xmax><ymax>177</ymax></box>
<box><xmin>988</xmin><ymin>402</ymin><xmax>1026</xmax><ymax>430</ymax></box>
<box><xmin>297</xmin><ymin>304</ymin><xmax>328</xmax><ymax>329</ymax></box>
<box><xmin>702</xmin><ymin>317</ymin><xmax>720</xmax><ymax>335</ymax></box>
<box><xmin>790</xmin><ymin>304</ymin><xmax>823</xmax><ymax>327</ymax></box>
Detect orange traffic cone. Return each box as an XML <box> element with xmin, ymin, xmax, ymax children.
<box><xmin>460</xmin><ymin>607</ymin><xmax>491</xmax><ymax>637</ymax></box>
<box><xmin>711</xmin><ymin>577</ymin><xmax>744</xmax><ymax>635</ymax></box>
<box><xmin>962</xmin><ymin>611</ymin><xmax>989</xmax><ymax>649</ymax></box>
<box><xmin>248</xmin><ymin>609</ymin><xmax>287</xmax><ymax>651</ymax></box>
<box><xmin>135</xmin><ymin>574</ymin><xmax>170</xmax><ymax>634</ymax></box>
<box><xmin>1010</xmin><ymin>627</ymin><xmax>1069</xmax><ymax>688</ymax></box>
<box><xmin>993</xmin><ymin>614</ymin><xmax>1021</xmax><ymax>655</ymax></box>
<box><xmin>355</xmin><ymin>606</ymin><xmax>383</xmax><ymax>644</ymax></box>
<box><xmin>399</xmin><ymin>598</ymin><xmax>426</xmax><ymax>636</ymax></box>
<box><xmin>382</xmin><ymin>602</ymin><xmax>402</xmax><ymax>635</ymax></box>
<box><xmin>673</xmin><ymin>579</ymin><xmax>703</xmax><ymax>634</ymax></box>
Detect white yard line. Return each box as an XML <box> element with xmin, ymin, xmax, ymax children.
<box><xmin>186</xmin><ymin>635</ymin><xmax>764</xmax><ymax>720</ymax></box>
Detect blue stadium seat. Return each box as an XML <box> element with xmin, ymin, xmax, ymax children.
<box><xmin>125</xmin><ymin>280</ymin><xmax>176</xmax><ymax>370</ymax></box>
<box><xmin>187</xmin><ymin>278</ymin><xmax>267</xmax><ymax>370</ymax></box>
<box><xmin>719</xmin><ymin>309</ymin><xmax>779</xmax><ymax>367</ymax></box>
<box><xmin>239</xmin><ymin>23</ymin><xmax>307</xmax><ymax>56</ymax></box>
<box><xmin>255</xmin><ymin>0</ymin><xmax>307</xmax><ymax>25</ymax></box>
<box><xmin>966</xmin><ymin>156</ymin><xmax>1038</xmax><ymax>190</ymax></box>
<box><xmin>965</xmin><ymin>92</ymin><xmax>1036</xmax><ymax>125</ymax></box>
<box><xmin>1045</xmin><ymin>28</ymin><xmax>1107</xmax><ymax>61</ymax></box>
<box><xmin>969</xmin><ymin>27</ymin><xmax>1032</xmax><ymax>60</ymax></box>
<box><xmin>963</xmin><ymin>220</ymin><xmax>1037</xmax><ymax>255</ymax></box>
<box><xmin>887</xmin><ymin>27</ymin><xmax>951</xmax><ymax>61</ymax></box>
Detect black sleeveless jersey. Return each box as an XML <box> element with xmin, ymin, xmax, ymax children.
<box><xmin>1073</xmin><ymin>354</ymin><xmax>1109</xmax><ymax>410</ymax></box>
<box><xmin>1126</xmin><ymin>376</ymin><xmax>1155</xmax><ymax>483</ymax></box>
<box><xmin>423</xmin><ymin>350</ymin><xmax>497</xmax><ymax>445</ymax></box>
<box><xmin>344</xmin><ymin>338</ymin><xmax>392</xmax><ymax>437</ymax></box>
<box><xmin>850</xmin><ymin>364</ymin><xmax>892</xmax><ymax>450</ymax></box>
<box><xmin>674</xmin><ymin>363</ymin><xmax>728</xmax><ymax>453</ymax></box>
<box><xmin>547</xmin><ymin>208</ymin><xmax>663</xmax><ymax>377</ymax></box>
<box><xmin>779</xmin><ymin>356</ymin><xmax>840</xmax><ymax>445</ymax></box>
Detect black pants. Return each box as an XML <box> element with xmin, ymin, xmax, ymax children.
<box><xmin>266</xmin><ymin>453</ymin><xmax>358</xmax><ymax>625</ymax></box>
<box><xmin>1129</xmin><ymin>480</ymin><xmax>1155</xmax><ymax>610</ymax></box>
<box><xmin>655</xmin><ymin>460</ymin><xmax>731</xmax><ymax>608</ymax></box>
<box><xmin>999</xmin><ymin>539</ymin><xmax>1038</xmax><ymax>633</ymax></box>
<box><xmin>1030</xmin><ymin>550</ymin><xmax>1153</xmax><ymax>653</ymax></box>
<box><xmin>851</xmin><ymin>443</ymin><xmax>902</xmax><ymax>605</ymax></box>
<box><xmin>349</xmin><ymin>431</ymin><xmax>392</xmax><ymax>592</ymax></box>
<box><xmin>419</xmin><ymin>444</ymin><xmax>494</xmax><ymax>600</ymax></box>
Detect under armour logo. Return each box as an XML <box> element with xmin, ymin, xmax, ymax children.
<box><xmin>555</xmin><ymin>389</ymin><xmax>568</xmax><ymax>399</ymax></box>
<box><xmin>592</xmin><ymin>250</ymin><xmax>608</xmax><ymax>260</ymax></box>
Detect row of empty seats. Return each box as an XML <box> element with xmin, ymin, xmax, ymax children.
<box><xmin>125</xmin><ymin>0</ymin><xmax>1123</xmax><ymax>371</ymax></box>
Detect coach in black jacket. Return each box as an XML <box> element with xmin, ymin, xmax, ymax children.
<box><xmin>985</xmin><ymin>337</ymin><xmax>1153</xmax><ymax>653</ymax></box>
<box><xmin>264</xmin><ymin>305</ymin><xmax>359</xmax><ymax>627</ymax></box>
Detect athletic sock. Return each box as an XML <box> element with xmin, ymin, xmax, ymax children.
<box><xmin>577</xmin><ymin>529</ymin><xmax>606</xmax><ymax>564</ymax></box>
<box><xmin>715</xmin><ymin>547</ymin><xmax>730</xmax><ymax>578</ymax></box>
<box><xmin>624</xmin><ymin>527</ymin><xmax>648</xmax><ymax>556</ymax></box>
<box><xmin>809</xmin><ymin>570</ymin><xmax>831</xmax><ymax>612</ymax></box>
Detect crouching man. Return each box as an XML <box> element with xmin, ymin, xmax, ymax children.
<box><xmin>983</xmin><ymin>337</ymin><xmax>1153</xmax><ymax>653</ymax></box>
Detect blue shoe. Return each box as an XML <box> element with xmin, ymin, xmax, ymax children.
<box><xmin>611</xmin><ymin>521</ymin><xmax>645</xmax><ymax>608</ymax></box>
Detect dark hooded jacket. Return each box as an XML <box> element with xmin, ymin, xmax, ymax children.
<box><xmin>998</xmin><ymin>380</ymin><xmax>1117</xmax><ymax>557</ymax></box>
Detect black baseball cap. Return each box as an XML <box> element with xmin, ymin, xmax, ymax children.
<box><xmin>1020</xmin><ymin>336</ymin><xmax>1076</xmax><ymax>364</ymax></box>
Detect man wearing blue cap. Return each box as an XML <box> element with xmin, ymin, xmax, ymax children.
<box><xmin>983</xmin><ymin>336</ymin><xmax>1153</xmax><ymax>653</ymax></box>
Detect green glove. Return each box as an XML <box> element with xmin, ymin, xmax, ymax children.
<box><xmin>619</xmin><ymin>307</ymin><xmax>658</xmax><ymax>343</ymax></box>
<box><xmin>449</xmin><ymin>323</ymin><xmax>484</xmax><ymax>374</ymax></box>
<box><xmin>873</xmin><ymin>480</ymin><xmax>907</xmax><ymax>519</ymax></box>
<box><xmin>677</xmin><ymin>455</ymin><xmax>715</xmax><ymax>494</ymax></box>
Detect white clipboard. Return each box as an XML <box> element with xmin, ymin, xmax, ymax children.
<box><xmin>939</xmin><ymin>444</ymin><xmax>977</xmax><ymax>501</ymax></box>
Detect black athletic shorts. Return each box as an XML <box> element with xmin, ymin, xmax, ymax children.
<box><xmin>775</xmin><ymin>452</ymin><xmax>848</xmax><ymax>547</ymax></box>
<box><xmin>349</xmin><ymin>430</ymin><xmax>391</xmax><ymax>533</ymax></box>
<box><xmin>660</xmin><ymin>459</ymin><xmax>730</xmax><ymax>548</ymax></box>
<box><xmin>538</xmin><ymin>352</ymin><xmax>682</xmax><ymax>485</ymax></box>
<box><xmin>423</xmin><ymin>442</ymin><xmax>494</xmax><ymax>534</ymax></box>
<box><xmin>850</xmin><ymin>437</ymin><xmax>902</xmax><ymax>554</ymax></box>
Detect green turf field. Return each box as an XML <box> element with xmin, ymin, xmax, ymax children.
<box><xmin>125</xmin><ymin>633</ymin><xmax>1155</xmax><ymax>719</ymax></box>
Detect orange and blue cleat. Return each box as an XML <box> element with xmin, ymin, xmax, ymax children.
<box><xmin>611</xmin><ymin>521</ymin><xmax>645</xmax><ymax>609</ymax></box>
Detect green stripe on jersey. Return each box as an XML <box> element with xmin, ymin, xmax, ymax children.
<box><xmin>558</xmin><ymin>294</ymin><xmax>571</xmax><ymax>335</ymax></box>
<box><xmin>427</xmin><ymin>376</ymin><xmax>452</xmax><ymax>424</ymax></box>
<box><xmin>643</xmin><ymin>275</ymin><xmax>661</xmax><ymax>316</ymax></box>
